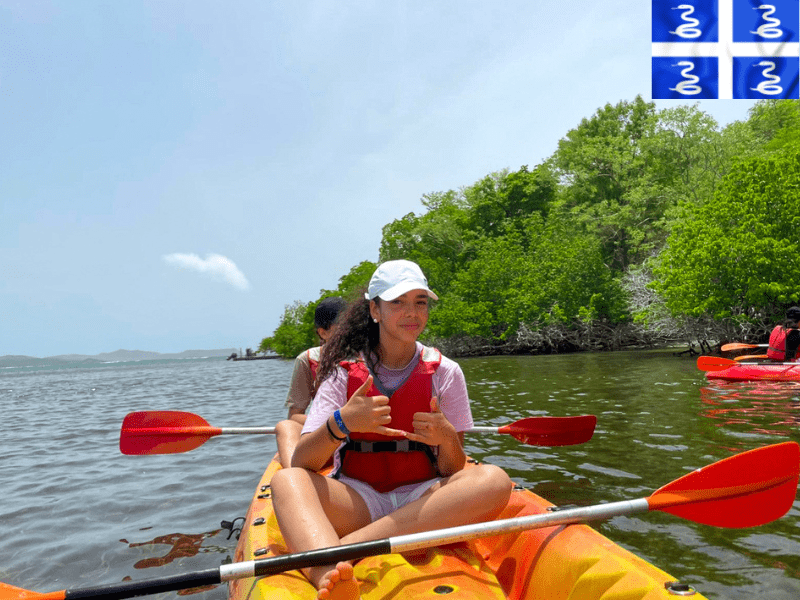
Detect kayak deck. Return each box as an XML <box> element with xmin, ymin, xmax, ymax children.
<box><xmin>229</xmin><ymin>456</ymin><xmax>707</xmax><ymax>600</ymax></box>
<box><xmin>706</xmin><ymin>362</ymin><xmax>800</xmax><ymax>382</ymax></box>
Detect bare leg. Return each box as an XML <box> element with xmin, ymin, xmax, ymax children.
<box><xmin>340</xmin><ymin>464</ymin><xmax>512</xmax><ymax>545</ymax></box>
<box><xmin>271</xmin><ymin>468</ymin><xmax>372</xmax><ymax>597</ymax></box>
<box><xmin>272</xmin><ymin>464</ymin><xmax>511</xmax><ymax>599</ymax></box>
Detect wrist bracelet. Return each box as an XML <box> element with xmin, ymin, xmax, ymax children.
<box><xmin>333</xmin><ymin>409</ymin><xmax>350</xmax><ymax>435</ymax></box>
<box><xmin>326</xmin><ymin>418</ymin><xmax>347</xmax><ymax>442</ymax></box>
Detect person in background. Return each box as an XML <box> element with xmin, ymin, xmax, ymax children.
<box><xmin>275</xmin><ymin>296</ymin><xmax>347</xmax><ymax>468</ymax></box>
<box><xmin>767</xmin><ymin>306</ymin><xmax>800</xmax><ymax>362</ymax></box>
<box><xmin>271</xmin><ymin>260</ymin><xmax>512</xmax><ymax>600</ymax></box>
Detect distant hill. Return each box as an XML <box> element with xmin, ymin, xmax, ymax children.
<box><xmin>92</xmin><ymin>350</ymin><xmax>162</xmax><ymax>362</ymax></box>
<box><xmin>0</xmin><ymin>355</ymin><xmax>64</xmax><ymax>366</ymax></box>
<box><xmin>0</xmin><ymin>349</ymin><xmax>239</xmax><ymax>368</ymax></box>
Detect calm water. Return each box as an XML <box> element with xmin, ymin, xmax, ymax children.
<box><xmin>1</xmin><ymin>350</ymin><xmax>799</xmax><ymax>600</ymax></box>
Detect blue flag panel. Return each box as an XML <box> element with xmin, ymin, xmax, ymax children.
<box><xmin>732</xmin><ymin>56</ymin><xmax>800</xmax><ymax>98</ymax></box>
<box><xmin>652</xmin><ymin>0</ymin><xmax>719</xmax><ymax>42</ymax></box>
<box><xmin>732</xmin><ymin>0</ymin><xmax>799</xmax><ymax>43</ymax></box>
<box><xmin>653</xmin><ymin>57</ymin><xmax>720</xmax><ymax>98</ymax></box>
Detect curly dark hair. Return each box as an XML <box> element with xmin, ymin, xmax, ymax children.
<box><xmin>315</xmin><ymin>293</ymin><xmax>380</xmax><ymax>393</ymax></box>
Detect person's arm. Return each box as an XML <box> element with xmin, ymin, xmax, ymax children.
<box><xmin>291</xmin><ymin>413</ymin><xmax>348</xmax><ymax>471</ymax></box>
<box><xmin>438</xmin><ymin>432</ymin><xmax>467</xmax><ymax>477</ymax></box>
<box><xmin>291</xmin><ymin>372</ymin><xmax>347</xmax><ymax>471</ymax></box>
<box><xmin>284</xmin><ymin>353</ymin><xmax>314</xmax><ymax>420</ymax></box>
<box><xmin>292</xmin><ymin>373</ymin><xmax>406</xmax><ymax>471</ymax></box>
<box><xmin>287</xmin><ymin>406</ymin><xmax>306</xmax><ymax>419</ymax></box>
<box><xmin>406</xmin><ymin>361</ymin><xmax>472</xmax><ymax>477</ymax></box>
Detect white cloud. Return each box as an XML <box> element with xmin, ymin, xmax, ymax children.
<box><xmin>163</xmin><ymin>253</ymin><xmax>250</xmax><ymax>291</ymax></box>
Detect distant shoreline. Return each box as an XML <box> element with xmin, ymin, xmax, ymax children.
<box><xmin>0</xmin><ymin>348</ymin><xmax>242</xmax><ymax>369</ymax></box>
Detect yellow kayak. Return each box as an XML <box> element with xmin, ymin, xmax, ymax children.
<box><xmin>229</xmin><ymin>455</ymin><xmax>706</xmax><ymax>600</ymax></box>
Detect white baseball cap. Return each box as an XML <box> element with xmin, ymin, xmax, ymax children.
<box><xmin>365</xmin><ymin>260</ymin><xmax>439</xmax><ymax>301</ymax></box>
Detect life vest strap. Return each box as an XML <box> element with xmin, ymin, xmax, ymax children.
<box><xmin>344</xmin><ymin>439</ymin><xmax>432</xmax><ymax>453</ymax></box>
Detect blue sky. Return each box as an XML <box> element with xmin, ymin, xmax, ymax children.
<box><xmin>2</xmin><ymin>1</ymin><xmax>758</xmax><ymax>357</ymax></box>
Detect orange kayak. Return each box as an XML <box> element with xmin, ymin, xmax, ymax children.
<box><xmin>229</xmin><ymin>455</ymin><xmax>708</xmax><ymax>600</ymax></box>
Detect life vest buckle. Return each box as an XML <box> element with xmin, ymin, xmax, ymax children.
<box><xmin>348</xmin><ymin>440</ymin><xmax>421</xmax><ymax>453</ymax></box>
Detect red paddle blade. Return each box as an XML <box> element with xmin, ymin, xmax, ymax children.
<box><xmin>119</xmin><ymin>411</ymin><xmax>222</xmax><ymax>455</ymax></box>
<box><xmin>498</xmin><ymin>415</ymin><xmax>596</xmax><ymax>446</ymax></box>
<box><xmin>721</xmin><ymin>343</ymin><xmax>762</xmax><ymax>352</ymax></box>
<box><xmin>696</xmin><ymin>356</ymin><xmax>735</xmax><ymax>371</ymax></box>
<box><xmin>733</xmin><ymin>354</ymin><xmax>768</xmax><ymax>362</ymax></box>
<box><xmin>647</xmin><ymin>442</ymin><xmax>800</xmax><ymax>528</ymax></box>
<box><xmin>0</xmin><ymin>582</ymin><xmax>63</xmax><ymax>600</ymax></box>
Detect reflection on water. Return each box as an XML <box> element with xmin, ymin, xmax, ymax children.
<box><xmin>1</xmin><ymin>352</ymin><xmax>799</xmax><ymax>600</ymax></box>
<box><xmin>122</xmin><ymin>530</ymin><xmax>223</xmax><ymax>569</ymax></box>
<box><xmin>700</xmin><ymin>381</ymin><xmax>800</xmax><ymax>436</ymax></box>
<box><xmin>119</xmin><ymin>530</ymin><xmax>224</xmax><ymax>596</ymax></box>
<box><xmin>457</xmin><ymin>350</ymin><xmax>800</xmax><ymax>600</ymax></box>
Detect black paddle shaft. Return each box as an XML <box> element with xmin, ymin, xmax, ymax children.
<box><xmin>58</xmin><ymin>539</ymin><xmax>391</xmax><ymax>600</ymax></box>
<box><xmin>62</xmin><ymin>569</ymin><xmax>221</xmax><ymax>600</ymax></box>
<box><xmin>251</xmin><ymin>538</ymin><xmax>390</xmax><ymax>578</ymax></box>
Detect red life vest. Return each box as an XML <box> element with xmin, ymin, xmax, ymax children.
<box><xmin>307</xmin><ymin>346</ymin><xmax>321</xmax><ymax>379</ymax></box>
<box><xmin>768</xmin><ymin>325</ymin><xmax>788</xmax><ymax>361</ymax></box>
<box><xmin>334</xmin><ymin>346</ymin><xmax>441</xmax><ymax>493</ymax></box>
<box><xmin>768</xmin><ymin>325</ymin><xmax>800</xmax><ymax>361</ymax></box>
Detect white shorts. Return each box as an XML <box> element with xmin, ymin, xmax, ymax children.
<box><xmin>335</xmin><ymin>474</ymin><xmax>440</xmax><ymax>521</ymax></box>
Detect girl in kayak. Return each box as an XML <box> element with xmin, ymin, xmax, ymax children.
<box><xmin>271</xmin><ymin>260</ymin><xmax>512</xmax><ymax>600</ymax></box>
<box><xmin>767</xmin><ymin>306</ymin><xmax>800</xmax><ymax>362</ymax></box>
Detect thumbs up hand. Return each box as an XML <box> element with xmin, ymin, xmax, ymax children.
<box><xmin>407</xmin><ymin>394</ymin><xmax>455</xmax><ymax>445</ymax></box>
<box><xmin>340</xmin><ymin>375</ymin><xmax>406</xmax><ymax>437</ymax></box>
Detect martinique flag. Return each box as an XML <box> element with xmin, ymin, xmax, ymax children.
<box><xmin>652</xmin><ymin>0</ymin><xmax>799</xmax><ymax>99</ymax></box>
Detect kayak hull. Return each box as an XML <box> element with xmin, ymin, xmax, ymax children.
<box><xmin>706</xmin><ymin>363</ymin><xmax>800</xmax><ymax>382</ymax></box>
<box><xmin>229</xmin><ymin>456</ymin><xmax>707</xmax><ymax>600</ymax></box>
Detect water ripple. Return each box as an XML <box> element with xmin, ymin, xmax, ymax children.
<box><xmin>2</xmin><ymin>352</ymin><xmax>799</xmax><ymax>600</ymax></box>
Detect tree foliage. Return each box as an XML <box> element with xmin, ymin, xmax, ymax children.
<box><xmin>748</xmin><ymin>99</ymin><xmax>800</xmax><ymax>149</ymax></box>
<box><xmin>260</xmin><ymin>261</ymin><xmax>376</xmax><ymax>356</ymax></box>
<box><xmin>428</xmin><ymin>214</ymin><xmax>627</xmax><ymax>342</ymax></box>
<box><xmin>259</xmin><ymin>301</ymin><xmax>314</xmax><ymax>358</ymax></box>
<box><xmin>463</xmin><ymin>165</ymin><xmax>556</xmax><ymax>236</ymax></box>
<box><xmin>550</xmin><ymin>97</ymin><xmax>754</xmax><ymax>272</ymax></box>
<box><xmin>379</xmin><ymin>191</ymin><xmax>472</xmax><ymax>297</ymax></box>
<box><xmin>261</xmin><ymin>99</ymin><xmax>797</xmax><ymax>356</ymax></box>
<box><xmin>551</xmin><ymin>96</ymin><xmax>658</xmax><ymax>271</ymax></box>
<box><xmin>652</xmin><ymin>148</ymin><xmax>800</xmax><ymax>322</ymax></box>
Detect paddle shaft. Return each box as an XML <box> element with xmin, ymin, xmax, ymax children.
<box><xmin>732</xmin><ymin>362</ymin><xmax>798</xmax><ymax>367</ymax></box>
<box><xmin>120</xmin><ymin>411</ymin><xmax>597</xmax><ymax>454</ymax></box>
<box><xmin>468</xmin><ymin>426</ymin><xmax>503</xmax><ymax>434</ymax></box>
<box><xmin>45</xmin><ymin>499</ymin><xmax>651</xmax><ymax>600</ymax></box>
<box><xmin>227</xmin><ymin>499</ymin><xmax>651</xmax><ymax>577</ymax></box>
<box><xmin>127</xmin><ymin>426</ymin><xmax>276</xmax><ymax>437</ymax></box>
<box><xmin>14</xmin><ymin>442</ymin><xmax>799</xmax><ymax>600</ymax></box>
<box><xmin>133</xmin><ymin>425</ymin><xmax>557</xmax><ymax>436</ymax></box>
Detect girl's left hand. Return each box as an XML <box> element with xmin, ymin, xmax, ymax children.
<box><xmin>407</xmin><ymin>397</ymin><xmax>456</xmax><ymax>446</ymax></box>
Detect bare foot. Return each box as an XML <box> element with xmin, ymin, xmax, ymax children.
<box><xmin>316</xmin><ymin>562</ymin><xmax>360</xmax><ymax>600</ymax></box>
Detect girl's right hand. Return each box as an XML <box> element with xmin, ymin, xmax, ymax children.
<box><xmin>341</xmin><ymin>375</ymin><xmax>406</xmax><ymax>437</ymax></box>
